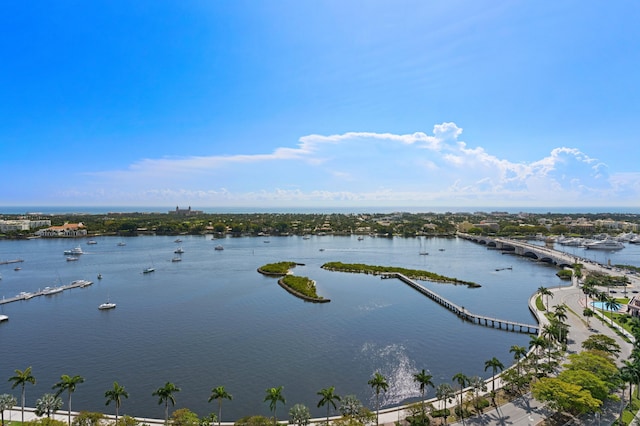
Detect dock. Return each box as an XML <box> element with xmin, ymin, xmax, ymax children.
<box><xmin>385</xmin><ymin>273</ymin><xmax>539</xmax><ymax>334</ymax></box>
<box><xmin>0</xmin><ymin>279</ymin><xmax>93</xmax><ymax>305</ymax></box>
<box><xmin>0</xmin><ymin>259</ymin><xmax>24</xmax><ymax>265</ymax></box>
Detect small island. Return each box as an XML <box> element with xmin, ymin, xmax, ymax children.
<box><xmin>258</xmin><ymin>262</ymin><xmax>329</xmax><ymax>303</ymax></box>
<box><xmin>321</xmin><ymin>261</ymin><xmax>481</xmax><ymax>288</ymax></box>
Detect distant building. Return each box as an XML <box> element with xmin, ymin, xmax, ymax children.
<box><xmin>169</xmin><ymin>206</ymin><xmax>203</xmax><ymax>216</ymax></box>
<box><xmin>35</xmin><ymin>222</ymin><xmax>86</xmax><ymax>238</ymax></box>
<box><xmin>0</xmin><ymin>219</ymin><xmax>52</xmax><ymax>232</ymax></box>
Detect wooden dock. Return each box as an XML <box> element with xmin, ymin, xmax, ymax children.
<box><xmin>385</xmin><ymin>273</ymin><xmax>539</xmax><ymax>334</ymax></box>
<box><xmin>0</xmin><ymin>279</ymin><xmax>93</xmax><ymax>305</ymax></box>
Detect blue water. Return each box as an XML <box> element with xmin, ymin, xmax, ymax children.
<box><xmin>0</xmin><ymin>235</ymin><xmax>637</xmax><ymax>420</ymax></box>
<box><xmin>591</xmin><ymin>301</ymin><xmax>620</xmax><ymax>311</ymax></box>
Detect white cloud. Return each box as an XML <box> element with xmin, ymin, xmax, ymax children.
<box><xmin>69</xmin><ymin>122</ymin><xmax>640</xmax><ymax>207</ymax></box>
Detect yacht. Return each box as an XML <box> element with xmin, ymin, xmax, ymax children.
<box><xmin>63</xmin><ymin>247</ymin><xmax>83</xmax><ymax>255</ymax></box>
<box><xmin>0</xmin><ymin>314</ymin><xmax>8</xmax><ymax>323</ymax></box>
<box><xmin>584</xmin><ymin>238</ymin><xmax>625</xmax><ymax>250</ymax></box>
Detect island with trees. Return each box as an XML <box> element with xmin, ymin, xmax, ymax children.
<box><xmin>321</xmin><ymin>261</ymin><xmax>481</xmax><ymax>288</ymax></box>
<box><xmin>257</xmin><ymin>262</ymin><xmax>329</xmax><ymax>303</ymax></box>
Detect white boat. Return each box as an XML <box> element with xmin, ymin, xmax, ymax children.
<box><xmin>214</xmin><ymin>245</ymin><xmax>224</xmax><ymax>251</ymax></box>
<box><xmin>0</xmin><ymin>314</ymin><xmax>8</xmax><ymax>323</ymax></box>
<box><xmin>117</xmin><ymin>242</ymin><xmax>126</xmax><ymax>246</ymax></box>
<box><xmin>171</xmin><ymin>257</ymin><xmax>182</xmax><ymax>262</ymax></box>
<box><xmin>143</xmin><ymin>267</ymin><xmax>155</xmax><ymax>274</ymax></box>
<box><xmin>64</xmin><ymin>247</ymin><xmax>83</xmax><ymax>255</ymax></box>
<box><xmin>71</xmin><ymin>279</ymin><xmax>93</xmax><ymax>288</ymax></box>
<box><xmin>174</xmin><ymin>247</ymin><xmax>184</xmax><ymax>254</ymax></box>
<box><xmin>98</xmin><ymin>300</ymin><xmax>116</xmax><ymax>310</ymax></box>
<box><xmin>18</xmin><ymin>292</ymin><xmax>35</xmax><ymax>300</ymax></box>
<box><xmin>584</xmin><ymin>238</ymin><xmax>625</xmax><ymax>250</ymax></box>
<box><xmin>42</xmin><ymin>286</ymin><xmax>64</xmax><ymax>296</ymax></box>
<box><xmin>174</xmin><ymin>238</ymin><xmax>182</xmax><ymax>243</ymax></box>
<box><xmin>66</xmin><ymin>256</ymin><xmax>79</xmax><ymax>261</ymax></box>
<box><xmin>86</xmin><ymin>240</ymin><xmax>97</xmax><ymax>245</ymax></box>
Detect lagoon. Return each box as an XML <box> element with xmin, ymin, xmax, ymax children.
<box><xmin>0</xmin><ymin>235</ymin><xmax>636</xmax><ymax>420</ymax></box>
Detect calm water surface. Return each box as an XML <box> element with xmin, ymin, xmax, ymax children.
<box><xmin>1</xmin><ymin>235</ymin><xmax>637</xmax><ymax>420</ymax></box>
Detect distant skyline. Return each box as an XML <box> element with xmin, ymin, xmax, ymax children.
<box><xmin>2</xmin><ymin>2</ymin><xmax>639</xmax><ymax>210</ymax></box>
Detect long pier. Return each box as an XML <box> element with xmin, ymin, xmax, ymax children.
<box><xmin>0</xmin><ymin>259</ymin><xmax>24</xmax><ymax>265</ymax></box>
<box><xmin>386</xmin><ymin>273</ymin><xmax>539</xmax><ymax>334</ymax></box>
<box><xmin>0</xmin><ymin>279</ymin><xmax>93</xmax><ymax>305</ymax></box>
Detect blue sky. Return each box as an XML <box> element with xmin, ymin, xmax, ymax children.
<box><xmin>2</xmin><ymin>1</ymin><xmax>639</xmax><ymax>210</ymax></box>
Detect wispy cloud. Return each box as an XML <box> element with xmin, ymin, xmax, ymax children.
<box><xmin>75</xmin><ymin>122</ymin><xmax>638</xmax><ymax>207</ymax></box>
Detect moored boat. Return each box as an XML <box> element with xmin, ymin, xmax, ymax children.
<box><xmin>64</xmin><ymin>247</ymin><xmax>84</xmax><ymax>255</ymax></box>
<box><xmin>98</xmin><ymin>301</ymin><xmax>116</xmax><ymax>310</ymax></box>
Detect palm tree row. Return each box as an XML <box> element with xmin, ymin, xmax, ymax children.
<box><xmin>4</xmin><ymin>362</ymin><xmax>510</xmax><ymax>426</ymax></box>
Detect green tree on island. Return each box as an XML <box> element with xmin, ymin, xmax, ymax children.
<box><xmin>8</xmin><ymin>366</ymin><xmax>36</xmax><ymax>424</ymax></box>
<box><xmin>263</xmin><ymin>386</ymin><xmax>285</xmax><ymax>425</ymax></box>
<box><xmin>317</xmin><ymin>386</ymin><xmax>341</xmax><ymax>425</ymax></box>
<box><xmin>152</xmin><ymin>382</ymin><xmax>181</xmax><ymax>425</ymax></box>
<box><xmin>208</xmin><ymin>386</ymin><xmax>232</xmax><ymax>426</ymax></box>
<box><xmin>105</xmin><ymin>381</ymin><xmax>129</xmax><ymax>424</ymax></box>
<box><xmin>367</xmin><ymin>372</ymin><xmax>389</xmax><ymax>426</ymax></box>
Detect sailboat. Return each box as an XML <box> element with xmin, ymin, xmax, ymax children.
<box><xmin>143</xmin><ymin>256</ymin><xmax>155</xmax><ymax>274</ymax></box>
<box><xmin>419</xmin><ymin>237</ymin><xmax>429</xmax><ymax>255</ymax></box>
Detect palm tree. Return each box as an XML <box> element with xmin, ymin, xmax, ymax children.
<box><xmin>605</xmin><ymin>296</ymin><xmax>621</xmax><ymax>325</ymax></box>
<box><xmin>452</xmin><ymin>373</ymin><xmax>468</xmax><ymax>422</ymax></box>
<box><xmin>34</xmin><ymin>393</ymin><xmax>63</xmax><ymax>418</ymax></box>
<box><xmin>552</xmin><ymin>304</ymin><xmax>568</xmax><ymax>323</ymax></box>
<box><xmin>484</xmin><ymin>357</ymin><xmax>504</xmax><ymax>403</ymax></box>
<box><xmin>0</xmin><ymin>393</ymin><xmax>17</xmax><ymax>426</ymax></box>
<box><xmin>509</xmin><ymin>345</ymin><xmax>527</xmax><ymax>377</ymax></box>
<box><xmin>264</xmin><ymin>386</ymin><xmax>285</xmax><ymax>425</ymax></box>
<box><xmin>435</xmin><ymin>383</ymin><xmax>455</xmax><ymax>425</ymax></box>
<box><xmin>537</xmin><ymin>286</ymin><xmax>553</xmax><ymax>311</ymax></box>
<box><xmin>317</xmin><ymin>386</ymin><xmax>340</xmax><ymax>425</ymax></box>
<box><xmin>413</xmin><ymin>369</ymin><xmax>434</xmax><ymax>418</ymax></box>
<box><xmin>52</xmin><ymin>374</ymin><xmax>84</xmax><ymax>426</ymax></box>
<box><xmin>152</xmin><ymin>382</ymin><xmax>180</xmax><ymax>425</ymax></box>
<box><xmin>367</xmin><ymin>372</ymin><xmax>388</xmax><ymax>426</ymax></box>
<box><xmin>528</xmin><ymin>335</ymin><xmax>547</xmax><ymax>376</ymax></box>
<box><xmin>208</xmin><ymin>386</ymin><xmax>232</xmax><ymax>426</ymax></box>
<box><xmin>105</xmin><ymin>381</ymin><xmax>129</xmax><ymax>424</ymax></box>
<box><xmin>8</xmin><ymin>366</ymin><xmax>36</xmax><ymax>424</ymax></box>
<box><xmin>583</xmin><ymin>308</ymin><xmax>595</xmax><ymax>327</ymax></box>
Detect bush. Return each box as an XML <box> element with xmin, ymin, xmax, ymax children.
<box><xmin>430</xmin><ymin>408</ymin><xmax>449</xmax><ymax>418</ymax></box>
<box><xmin>234</xmin><ymin>416</ymin><xmax>273</xmax><ymax>426</ymax></box>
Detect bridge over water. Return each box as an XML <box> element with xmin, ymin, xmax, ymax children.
<box><xmin>457</xmin><ymin>233</ymin><xmax>578</xmax><ymax>268</ymax></box>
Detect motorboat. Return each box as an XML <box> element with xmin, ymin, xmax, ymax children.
<box><xmin>72</xmin><ymin>279</ymin><xmax>93</xmax><ymax>288</ymax></box>
<box><xmin>66</xmin><ymin>256</ymin><xmax>79</xmax><ymax>261</ymax></box>
<box><xmin>97</xmin><ymin>273</ymin><xmax>103</xmax><ymax>280</ymax></box>
<box><xmin>0</xmin><ymin>315</ymin><xmax>8</xmax><ymax>323</ymax></box>
<box><xmin>174</xmin><ymin>247</ymin><xmax>184</xmax><ymax>254</ymax></box>
<box><xmin>86</xmin><ymin>240</ymin><xmax>97</xmax><ymax>245</ymax></box>
<box><xmin>18</xmin><ymin>292</ymin><xmax>35</xmax><ymax>300</ymax></box>
<box><xmin>98</xmin><ymin>301</ymin><xmax>116</xmax><ymax>310</ymax></box>
<box><xmin>584</xmin><ymin>238</ymin><xmax>625</xmax><ymax>250</ymax></box>
<box><xmin>64</xmin><ymin>247</ymin><xmax>83</xmax><ymax>255</ymax></box>
<box><xmin>174</xmin><ymin>238</ymin><xmax>182</xmax><ymax>243</ymax></box>
<box><xmin>214</xmin><ymin>245</ymin><xmax>224</xmax><ymax>251</ymax></box>
<box><xmin>143</xmin><ymin>267</ymin><xmax>155</xmax><ymax>274</ymax></box>
<box><xmin>42</xmin><ymin>286</ymin><xmax>64</xmax><ymax>296</ymax></box>
<box><xmin>171</xmin><ymin>257</ymin><xmax>182</xmax><ymax>262</ymax></box>
<box><xmin>117</xmin><ymin>242</ymin><xmax>126</xmax><ymax>246</ymax></box>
